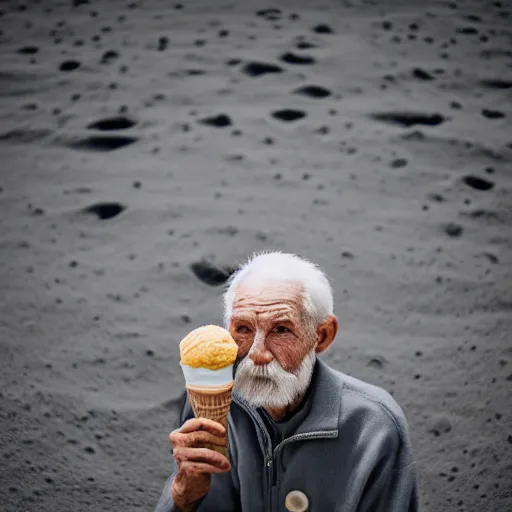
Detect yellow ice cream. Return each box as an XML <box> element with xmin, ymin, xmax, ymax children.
<box><xmin>180</xmin><ymin>325</ymin><xmax>238</xmax><ymax>371</ymax></box>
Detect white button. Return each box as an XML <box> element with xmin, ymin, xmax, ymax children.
<box><xmin>285</xmin><ymin>490</ymin><xmax>309</xmax><ymax>512</ymax></box>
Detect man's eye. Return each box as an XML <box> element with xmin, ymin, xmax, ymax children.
<box><xmin>236</xmin><ymin>325</ymin><xmax>250</xmax><ymax>334</ymax></box>
<box><xmin>273</xmin><ymin>325</ymin><xmax>290</xmax><ymax>334</ymax></box>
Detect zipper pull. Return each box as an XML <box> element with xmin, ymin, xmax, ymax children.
<box><xmin>266</xmin><ymin>458</ymin><xmax>273</xmax><ymax>467</ymax></box>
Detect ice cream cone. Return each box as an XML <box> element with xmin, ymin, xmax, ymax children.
<box><xmin>186</xmin><ymin>381</ymin><xmax>234</xmax><ymax>457</ymax></box>
<box><xmin>179</xmin><ymin>325</ymin><xmax>238</xmax><ymax>458</ymax></box>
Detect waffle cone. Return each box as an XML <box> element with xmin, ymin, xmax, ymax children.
<box><xmin>186</xmin><ymin>381</ymin><xmax>234</xmax><ymax>457</ymax></box>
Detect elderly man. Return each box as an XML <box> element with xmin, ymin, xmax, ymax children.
<box><xmin>155</xmin><ymin>251</ymin><xmax>419</xmax><ymax>512</ymax></box>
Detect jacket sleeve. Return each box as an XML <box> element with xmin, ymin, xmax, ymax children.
<box><xmin>357</xmin><ymin>447</ymin><xmax>419</xmax><ymax>512</ymax></box>
<box><xmin>154</xmin><ymin>392</ymin><xmax>241</xmax><ymax>512</ymax></box>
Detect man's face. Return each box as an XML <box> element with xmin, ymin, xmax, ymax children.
<box><xmin>228</xmin><ymin>281</ymin><xmax>317</xmax><ymax>408</ymax></box>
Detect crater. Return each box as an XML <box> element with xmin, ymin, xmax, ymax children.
<box><xmin>462</xmin><ymin>175</ymin><xmax>494</xmax><ymax>191</ymax></box>
<box><xmin>293</xmin><ymin>85</ymin><xmax>331</xmax><ymax>98</ymax></box>
<box><xmin>479</xmin><ymin>79</ymin><xmax>512</xmax><ymax>89</ymax></box>
<box><xmin>296</xmin><ymin>41</ymin><xmax>317</xmax><ymax>50</ymax></box>
<box><xmin>280</xmin><ymin>52</ymin><xmax>316</xmax><ymax>65</ymax></box>
<box><xmin>190</xmin><ymin>260</ymin><xmax>235</xmax><ymax>286</ymax></box>
<box><xmin>481</xmin><ymin>108</ymin><xmax>505</xmax><ymax>119</ymax></box>
<box><xmin>18</xmin><ymin>46</ymin><xmax>39</xmax><ymax>54</ymax></box>
<box><xmin>59</xmin><ymin>60</ymin><xmax>81</xmax><ymax>71</ymax></box>
<box><xmin>370</xmin><ymin>112</ymin><xmax>446</xmax><ymax>127</ymax></box>
<box><xmin>82</xmin><ymin>202</ymin><xmax>126</xmax><ymax>220</ymax></box>
<box><xmin>198</xmin><ymin>114</ymin><xmax>232</xmax><ymax>128</ymax></box>
<box><xmin>68</xmin><ymin>135</ymin><xmax>138</xmax><ymax>151</ymax></box>
<box><xmin>412</xmin><ymin>67</ymin><xmax>435</xmax><ymax>81</ymax></box>
<box><xmin>0</xmin><ymin>128</ymin><xmax>52</xmax><ymax>143</ymax></box>
<box><xmin>86</xmin><ymin>116</ymin><xmax>136</xmax><ymax>131</ymax></box>
<box><xmin>444</xmin><ymin>223</ymin><xmax>463</xmax><ymax>238</ymax></box>
<box><xmin>256</xmin><ymin>8</ymin><xmax>281</xmax><ymax>20</ymax></box>
<box><xmin>271</xmin><ymin>109</ymin><xmax>307</xmax><ymax>122</ymax></box>
<box><xmin>312</xmin><ymin>23</ymin><xmax>333</xmax><ymax>34</ymax></box>
<box><xmin>242</xmin><ymin>61</ymin><xmax>283</xmax><ymax>77</ymax></box>
<box><xmin>100</xmin><ymin>50</ymin><xmax>120</xmax><ymax>65</ymax></box>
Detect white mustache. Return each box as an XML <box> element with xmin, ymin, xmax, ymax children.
<box><xmin>233</xmin><ymin>349</ymin><xmax>316</xmax><ymax>408</ymax></box>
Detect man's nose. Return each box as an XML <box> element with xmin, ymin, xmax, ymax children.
<box><xmin>249</xmin><ymin>331</ymin><xmax>273</xmax><ymax>365</ymax></box>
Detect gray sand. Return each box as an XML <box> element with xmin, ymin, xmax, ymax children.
<box><xmin>1</xmin><ymin>0</ymin><xmax>511</xmax><ymax>511</ymax></box>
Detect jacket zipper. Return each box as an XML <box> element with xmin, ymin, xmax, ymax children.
<box><xmin>233</xmin><ymin>395</ymin><xmax>338</xmax><ymax>511</ymax></box>
<box><xmin>232</xmin><ymin>396</ymin><xmax>274</xmax><ymax>510</ymax></box>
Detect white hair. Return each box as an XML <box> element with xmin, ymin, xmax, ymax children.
<box><xmin>223</xmin><ymin>251</ymin><xmax>334</xmax><ymax>328</ymax></box>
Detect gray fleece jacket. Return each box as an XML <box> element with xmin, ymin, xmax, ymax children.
<box><xmin>154</xmin><ymin>357</ymin><xmax>419</xmax><ymax>512</ymax></box>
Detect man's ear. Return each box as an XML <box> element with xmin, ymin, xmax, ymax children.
<box><xmin>315</xmin><ymin>315</ymin><xmax>338</xmax><ymax>354</ymax></box>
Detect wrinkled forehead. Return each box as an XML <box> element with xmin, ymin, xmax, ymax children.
<box><xmin>231</xmin><ymin>281</ymin><xmax>306</xmax><ymax>320</ymax></box>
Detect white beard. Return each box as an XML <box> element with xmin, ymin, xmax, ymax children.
<box><xmin>233</xmin><ymin>347</ymin><xmax>316</xmax><ymax>409</ymax></box>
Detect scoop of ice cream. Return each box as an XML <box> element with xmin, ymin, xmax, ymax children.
<box><xmin>179</xmin><ymin>325</ymin><xmax>238</xmax><ymax>371</ymax></box>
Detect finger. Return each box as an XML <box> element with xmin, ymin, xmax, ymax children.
<box><xmin>170</xmin><ymin>430</ymin><xmax>227</xmax><ymax>449</ymax></box>
<box><xmin>179</xmin><ymin>418</ymin><xmax>226</xmax><ymax>437</ymax></box>
<box><xmin>174</xmin><ymin>447</ymin><xmax>230</xmax><ymax>470</ymax></box>
<box><xmin>180</xmin><ymin>460</ymin><xmax>231</xmax><ymax>475</ymax></box>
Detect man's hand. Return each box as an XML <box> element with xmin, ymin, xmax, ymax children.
<box><xmin>170</xmin><ymin>418</ymin><xmax>231</xmax><ymax>511</ymax></box>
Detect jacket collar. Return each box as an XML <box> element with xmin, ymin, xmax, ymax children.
<box><xmin>293</xmin><ymin>357</ymin><xmax>341</xmax><ymax>436</ymax></box>
<box><xmin>232</xmin><ymin>357</ymin><xmax>342</xmax><ymax>437</ymax></box>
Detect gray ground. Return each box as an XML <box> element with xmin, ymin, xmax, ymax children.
<box><xmin>0</xmin><ymin>0</ymin><xmax>511</xmax><ymax>511</ymax></box>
